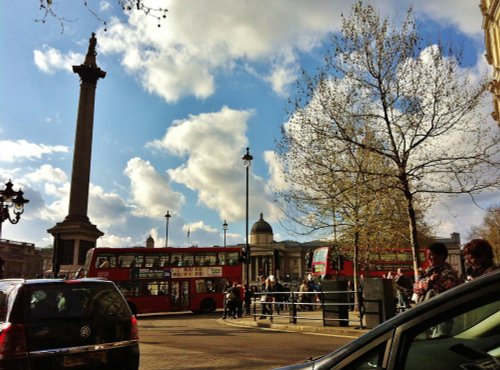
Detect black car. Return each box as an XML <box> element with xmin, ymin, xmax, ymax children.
<box><xmin>276</xmin><ymin>270</ymin><xmax>500</xmax><ymax>370</ymax></box>
<box><xmin>0</xmin><ymin>278</ymin><xmax>139</xmax><ymax>370</ymax></box>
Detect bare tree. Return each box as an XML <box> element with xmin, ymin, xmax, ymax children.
<box><xmin>36</xmin><ymin>0</ymin><xmax>168</xmax><ymax>32</ymax></box>
<box><xmin>277</xmin><ymin>1</ymin><xmax>500</xmax><ymax>280</ymax></box>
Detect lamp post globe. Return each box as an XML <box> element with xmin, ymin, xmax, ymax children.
<box><xmin>0</xmin><ymin>179</ymin><xmax>29</xmax><ymax>240</ymax></box>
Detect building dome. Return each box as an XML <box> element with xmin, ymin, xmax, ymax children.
<box><xmin>146</xmin><ymin>235</ymin><xmax>155</xmax><ymax>248</ymax></box>
<box><xmin>251</xmin><ymin>213</ymin><xmax>273</xmax><ymax>235</ymax></box>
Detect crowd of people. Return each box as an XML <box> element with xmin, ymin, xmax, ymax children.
<box><xmin>221</xmin><ymin>274</ymin><xmax>291</xmax><ymax>320</ymax></box>
<box><xmin>221</xmin><ymin>238</ymin><xmax>498</xmax><ymax>320</ymax></box>
<box><xmin>381</xmin><ymin>238</ymin><xmax>498</xmax><ymax>312</ymax></box>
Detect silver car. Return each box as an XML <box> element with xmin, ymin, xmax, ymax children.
<box><xmin>276</xmin><ymin>270</ymin><xmax>500</xmax><ymax>370</ymax></box>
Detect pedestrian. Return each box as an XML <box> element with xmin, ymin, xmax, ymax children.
<box><xmin>235</xmin><ymin>282</ymin><xmax>244</xmax><ymax>318</ymax></box>
<box><xmin>226</xmin><ymin>281</ymin><xmax>241</xmax><ymax>319</ymax></box>
<box><xmin>244</xmin><ymin>284</ymin><xmax>253</xmax><ymax>316</ymax></box>
<box><xmin>413</xmin><ymin>243</ymin><xmax>462</xmax><ymax>338</ymax></box>
<box><xmin>222</xmin><ymin>281</ymin><xmax>232</xmax><ymax>319</ymax></box>
<box><xmin>298</xmin><ymin>279</ymin><xmax>309</xmax><ymax>311</ymax></box>
<box><xmin>259</xmin><ymin>277</ymin><xmax>273</xmax><ymax>319</ymax></box>
<box><xmin>413</xmin><ymin>242</ymin><xmax>462</xmax><ymax>303</ymax></box>
<box><xmin>463</xmin><ymin>239</ymin><xmax>498</xmax><ymax>280</ymax></box>
<box><xmin>394</xmin><ymin>268</ymin><xmax>413</xmax><ymax>312</ymax></box>
<box><xmin>273</xmin><ymin>278</ymin><xmax>286</xmax><ymax>314</ymax></box>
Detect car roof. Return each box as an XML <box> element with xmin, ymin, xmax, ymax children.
<box><xmin>0</xmin><ymin>278</ymin><xmax>112</xmax><ymax>286</ymax></box>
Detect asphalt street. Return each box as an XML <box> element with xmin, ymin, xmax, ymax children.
<box><xmin>137</xmin><ymin>311</ymin><xmax>355</xmax><ymax>369</ymax></box>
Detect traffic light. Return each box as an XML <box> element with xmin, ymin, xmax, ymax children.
<box><xmin>239</xmin><ymin>249</ymin><xmax>247</xmax><ymax>263</ymax></box>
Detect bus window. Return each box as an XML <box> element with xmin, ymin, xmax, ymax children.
<box><xmin>145</xmin><ymin>254</ymin><xmax>166</xmax><ymax>268</ymax></box>
<box><xmin>397</xmin><ymin>252</ymin><xmax>412</xmax><ymax>262</ymax></box>
<box><xmin>219</xmin><ymin>252</ymin><xmax>239</xmax><ymax>266</ymax></box>
<box><xmin>95</xmin><ymin>254</ymin><xmax>116</xmax><ymax>268</ymax></box>
<box><xmin>145</xmin><ymin>281</ymin><xmax>169</xmax><ymax>295</ymax></box>
<box><xmin>171</xmin><ymin>253</ymin><xmax>182</xmax><ymax>266</ymax></box>
<box><xmin>121</xmin><ymin>254</ymin><xmax>144</xmax><ymax>268</ymax></box>
<box><xmin>181</xmin><ymin>254</ymin><xmax>194</xmax><ymax>267</ymax></box>
<box><xmin>172</xmin><ymin>253</ymin><xmax>194</xmax><ymax>267</ymax></box>
<box><xmin>195</xmin><ymin>279</ymin><xmax>207</xmax><ymax>293</ymax></box>
<box><xmin>158</xmin><ymin>281</ymin><xmax>168</xmax><ymax>295</ymax></box>
<box><xmin>194</xmin><ymin>253</ymin><xmax>217</xmax><ymax>266</ymax></box>
<box><xmin>118</xmin><ymin>282</ymin><xmax>140</xmax><ymax>297</ymax></box>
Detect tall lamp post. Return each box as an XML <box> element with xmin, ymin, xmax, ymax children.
<box><xmin>222</xmin><ymin>220</ymin><xmax>228</xmax><ymax>247</ymax></box>
<box><xmin>165</xmin><ymin>210</ymin><xmax>171</xmax><ymax>248</ymax></box>
<box><xmin>0</xmin><ymin>180</ymin><xmax>29</xmax><ymax>240</ymax></box>
<box><xmin>242</xmin><ymin>147</ymin><xmax>253</xmax><ymax>287</ymax></box>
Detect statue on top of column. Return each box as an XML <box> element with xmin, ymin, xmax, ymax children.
<box><xmin>84</xmin><ymin>32</ymin><xmax>97</xmax><ymax>67</ymax></box>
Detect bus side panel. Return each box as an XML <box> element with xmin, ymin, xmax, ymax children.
<box><xmin>125</xmin><ymin>295</ymin><xmax>171</xmax><ymax>314</ymax></box>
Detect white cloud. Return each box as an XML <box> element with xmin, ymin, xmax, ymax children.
<box><xmin>263</xmin><ymin>150</ymin><xmax>286</xmax><ymax>192</ymax></box>
<box><xmin>33</xmin><ymin>47</ymin><xmax>84</xmax><ymax>74</ymax></box>
<box><xmin>124</xmin><ymin>157</ymin><xmax>185</xmax><ymax>218</ymax></box>
<box><xmin>97</xmin><ymin>234</ymin><xmax>134</xmax><ymax>248</ymax></box>
<box><xmin>88</xmin><ymin>184</ymin><xmax>131</xmax><ymax>228</ymax></box>
<box><xmin>96</xmin><ymin>0</ymin><xmax>345</xmax><ymax>101</ymax></box>
<box><xmin>100</xmin><ymin>1</ymin><xmax>112</xmax><ymax>12</ymax></box>
<box><xmin>0</xmin><ymin>140</ymin><xmax>68</xmax><ymax>163</ymax></box>
<box><xmin>428</xmin><ymin>190</ymin><xmax>500</xmax><ymax>241</ymax></box>
<box><xmin>24</xmin><ymin>164</ymin><xmax>67</xmax><ymax>184</ymax></box>
<box><xmin>413</xmin><ymin>0</ymin><xmax>483</xmax><ymax>37</ymax></box>
<box><xmin>147</xmin><ymin>106</ymin><xmax>278</xmax><ymax>222</ymax></box>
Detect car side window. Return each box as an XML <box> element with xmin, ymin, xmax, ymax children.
<box><xmin>401</xmin><ymin>299</ymin><xmax>500</xmax><ymax>370</ymax></box>
<box><xmin>342</xmin><ymin>341</ymin><xmax>387</xmax><ymax>369</ymax></box>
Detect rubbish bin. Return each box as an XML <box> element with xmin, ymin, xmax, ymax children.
<box><xmin>321</xmin><ymin>280</ymin><xmax>349</xmax><ymax>327</ymax></box>
<box><xmin>363</xmin><ymin>278</ymin><xmax>396</xmax><ymax>329</ymax></box>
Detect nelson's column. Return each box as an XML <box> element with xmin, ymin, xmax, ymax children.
<box><xmin>48</xmin><ymin>33</ymin><xmax>106</xmax><ymax>276</ymax></box>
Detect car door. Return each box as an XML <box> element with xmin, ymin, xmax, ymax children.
<box><xmin>388</xmin><ymin>282</ymin><xmax>500</xmax><ymax>370</ymax></box>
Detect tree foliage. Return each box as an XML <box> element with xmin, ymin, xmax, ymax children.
<box><xmin>469</xmin><ymin>203</ymin><xmax>500</xmax><ymax>265</ymax></box>
<box><xmin>276</xmin><ymin>1</ymin><xmax>500</xmax><ymax>279</ymax></box>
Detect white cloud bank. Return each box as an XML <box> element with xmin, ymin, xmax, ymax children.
<box><xmin>33</xmin><ymin>47</ymin><xmax>84</xmax><ymax>74</ymax></box>
<box><xmin>147</xmin><ymin>106</ymin><xmax>279</xmax><ymax>222</ymax></box>
<box><xmin>0</xmin><ymin>140</ymin><xmax>68</xmax><ymax>163</ymax></box>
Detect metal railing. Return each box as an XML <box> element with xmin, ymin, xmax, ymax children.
<box><xmin>251</xmin><ymin>290</ymin><xmax>365</xmax><ymax>329</ymax></box>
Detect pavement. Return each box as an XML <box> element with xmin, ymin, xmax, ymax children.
<box><xmin>218</xmin><ymin>308</ymin><xmax>370</xmax><ymax>338</ymax></box>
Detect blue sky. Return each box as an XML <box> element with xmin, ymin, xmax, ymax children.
<box><xmin>1</xmin><ymin>0</ymin><xmax>498</xmax><ymax>249</ymax></box>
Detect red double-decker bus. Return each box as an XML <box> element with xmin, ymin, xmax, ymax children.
<box><xmin>83</xmin><ymin>246</ymin><xmax>242</xmax><ymax>315</ymax></box>
<box><xmin>310</xmin><ymin>246</ymin><xmax>355</xmax><ymax>279</ymax></box>
<box><xmin>366</xmin><ymin>248</ymin><xmax>428</xmax><ymax>278</ymax></box>
<box><xmin>310</xmin><ymin>246</ymin><xmax>427</xmax><ymax>280</ymax></box>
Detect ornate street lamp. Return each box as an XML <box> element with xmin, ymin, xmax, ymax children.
<box><xmin>222</xmin><ymin>220</ymin><xmax>228</xmax><ymax>247</ymax></box>
<box><xmin>165</xmin><ymin>210</ymin><xmax>171</xmax><ymax>248</ymax></box>
<box><xmin>0</xmin><ymin>180</ymin><xmax>29</xmax><ymax>240</ymax></box>
<box><xmin>242</xmin><ymin>147</ymin><xmax>253</xmax><ymax>287</ymax></box>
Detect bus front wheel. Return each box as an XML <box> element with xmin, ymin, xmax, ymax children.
<box><xmin>200</xmin><ymin>298</ymin><xmax>216</xmax><ymax>313</ymax></box>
